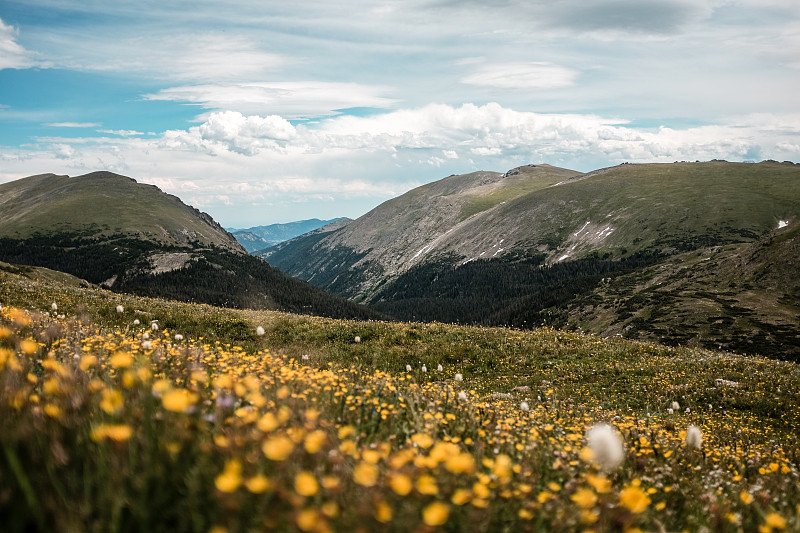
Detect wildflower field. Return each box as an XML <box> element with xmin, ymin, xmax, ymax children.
<box><xmin>1</xmin><ymin>268</ymin><xmax>799</xmax><ymax>532</ymax></box>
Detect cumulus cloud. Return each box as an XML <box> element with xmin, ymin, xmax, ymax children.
<box><xmin>0</xmin><ymin>18</ymin><xmax>45</xmax><ymax>70</ymax></box>
<box><xmin>461</xmin><ymin>62</ymin><xmax>579</xmax><ymax>90</ymax></box>
<box><xmin>145</xmin><ymin>81</ymin><xmax>398</xmax><ymax>118</ymax></box>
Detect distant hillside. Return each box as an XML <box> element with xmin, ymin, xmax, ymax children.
<box><xmin>0</xmin><ymin>172</ymin><xmax>379</xmax><ymax>320</ymax></box>
<box><xmin>262</xmin><ymin>161</ymin><xmax>800</xmax><ymax>358</ymax></box>
<box><xmin>229</xmin><ymin>218</ymin><xmax>350</xmax><ymax>253</ymax></box>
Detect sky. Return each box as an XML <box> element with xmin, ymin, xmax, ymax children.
<box><xmin>1</xmin><ymin>0</ymin><xmax>799</xmax><ymax>227</ymax></box>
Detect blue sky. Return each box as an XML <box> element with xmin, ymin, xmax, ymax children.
<box><xmin>1</xmin><ymin>0</ymin><xmax>799</xmax><ymax>227</ymax></box>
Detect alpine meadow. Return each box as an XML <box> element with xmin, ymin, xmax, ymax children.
<box><xmin>2</xmin><ymin>1</ymin><xmax>800</xmax><ymax>532</ymax></box>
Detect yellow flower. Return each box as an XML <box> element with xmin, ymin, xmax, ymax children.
<box><xmin>295</xmin><ymin>471</ymin><xmax>319</xmax><ymax>496</ymax></box>
<box><xmin>416</xmin><ymin>474</ymin><xmax>438</xmax><ymax>495</ymax></box>
<box><xmin>571</xmin><ymin>488</ymin><xmax>598</xmax><ymax>509</ymax></box>
<box><xmin>263</xmin><ymin>434</ymin><xmax>295</xmax><ymax>461</ymax></box>
<box><xmin>100</xmin><ymin>388</ymin><xmax>123</xmax><ymax>415</ymax></box>
<box><xmin>43</xmin><ymin>403</ymin><xmax>62</xmax><ymax>418</ymax></box>
<box><xmin>20</xmin><ymin>339</ymin><xmax>38</xmax><ymax>354</ymax></box>
<box><xmin>451</xmin><ymin>489</ymin><xmax>472</xmax><ymax>505</ymax></box>
<box><xmin>445</xmin><ymin>452</ymin><xmax>476</xmax><ymax>474</ymax></box>
<box><xmin>353</xmin><ymin>462</ymin><xmax>379</xmax><ymax>487</ymax></box>
<box><xmin>740</xmin><ymin>490</ymin><xmax>754</xmax><ymax>504</ymax></box>
<box><xmin>109</xmin><ymin>351</ymin><xmax>133</xmax><ymax>368</ymax></box>
<box><xmin>257</xmin><ymin>412</ymin><xmax>280</xmax><ymax>432</ymax></box>
<box><xmin>374</xmin><ymin>501</ymin><xmax>393</xmax><ymax>523</ymax></box>
<box><xmin>304</xmin><ymin>430</ymin><xmax>327</xmax><ymax>454</ymax></box>
<box><xmin>586</xmin><ymin>474</ymin><xmax>611</xmax><ymax>494</ymax></box>
<box><xmin>412</xmin><ymin>433</ymin><xmax>434</xmax><ymax>449</ymax></box>
<box><xmin>214</xmin><ymin>459</ymin><xmax>242</xmax><ymax>493</ymax></box>
<box><xmin>245</xmin><ymin>475</ymin><xmax>271</xmax><ymax>493</ymax></box>
<box><xmin>389</xmin><ymin>474</ymin><xmax>413</xmax><ymax>496</ymax></box>
<box><xmin>422</xmin><ymin>501</ymin><xmax>450</xmax><ymax>526</ymax></box>
<box><xmin>296</xmin><ymin>508</ymin><xmax>318</xmax><ymax>532</ymax></box>
<box><xmin>619</xmin><ymin>484</ymin><xmax>651</xmax><ymax>514</ymax></box>
<box><xmin>161</xmin><ymin>389</ymin><xmax>198</xmax><ymax>413</ymax></box>
<box><xmin>765</xmin><ymin>513</ymin><xmax>786</xmax><ymax>530</ymax></box>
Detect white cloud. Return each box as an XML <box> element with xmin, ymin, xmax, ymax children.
<box><xmin>45</xmin><ymin>122</ymin><xmax>103</xmax><ymax>128</ymax></box>
<box><xmin>461</xmin><ymin>62</ymin><xmax>579</xmax><ymax>90</ymax></box>
<box><xmin>0</xmin><ymin>18</ymin><xmax>45</xmax><ymax>70</ymax></box>
<box><xmin>145</xmin><ymin>81</ymin><xmax>398</xmax><ymax>118</ymax></box>
<box><xmin>98</xmin><ymin>129</ymin><xmax>145</xmax><ymax>136</ymax></box>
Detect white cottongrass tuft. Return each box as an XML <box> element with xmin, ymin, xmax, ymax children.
<box><xmin>455</xmin><ymin>373</ymin><xmax>463</xmax><ymax>382</ymax></box>
<box><xmin>685</xmin><ymin>407</ymin><xmax>691</xmax><ymax>414</ymax></box>
<box><xmin>116</xmin><ymin>305</ymin><xmax>124</xmax><ymax>313</ymax></box>
<box><xmin>685</xmin><ymin>425</ymin><xmax>703</xmax><ymax>449</ymax></box>
<box><xmin>520</xmin><ymin>401</ymin><xmax>530</xmax><ymax>412</ymax></box>
<box><xmin>405</xmin><ymin>364</ymin><xmax>412</xmax><ymax>372</ymax></box>
<box><xmin>437</xmin><ymin>364</ymin><xmax>443</xmax><ymax>372</ymax></box>
<box><xmin>133</xmin><ymin>319</ymin><xmax>140</xmax><ymax>326</ymax></box>
<box><xmin>151</xmin><ymin>321</ymin><xmax>159</xmax><ymax>331</ymax></box>
<box><xmin>301</xmin><ymin>354</ymin><xmax>309</xmax><ymax>361</ymax></box>
<box><xmin>671</xmin><ymin>401</ymin><xmax>680</xmax><ymax>411</ymax></box>
<box><xmin>667</xmin><ymin>408</ymin><xmax>674</xmax><ymax>415</ymax></box>
<box><xmin>256</xmin><ymin>326</ymin><xmax>265</xmax><ymax>336</ymax></box>
<box><xmin>143</xmin><ymin>332</ymin><xmax>149</xmax><ymax>340</ymax></box>
<box><xmin>354</xmin><ymin>336</ymin><xmax>361</xmax><ymax>343</ymax></box>
<box><xmin>458</xmin><ymin>391</ymin><xmax>468</xmax><ymax>401</ymax></box>
<box><xmin>174</xmin><ymin>334</ymin><xmax>183</xmax><ymax>341</ymax></box>
<box><xmin>421</xmin><ymin>364</ymin><xmax>427</xmax><ymax>373</ymax></box>
<box><xmin>142</xmin><ymin>340</ymin><xmax>152</xmax><ymax>350</ymax></box>
<box><xmin>51</xmin><ymin>302</ymin><xmax>58</xmax><ymax>311</ymax></box>
<box><xmin>586</xmin><ymin>423</ymin><xmax>625</xmax><ymax>471</ymax></box>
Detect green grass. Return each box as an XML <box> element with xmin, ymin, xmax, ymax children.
<box><xmin>1</xmin><ymin>264</ymin><xmax>800</xmax><ymax>532</ymax></box>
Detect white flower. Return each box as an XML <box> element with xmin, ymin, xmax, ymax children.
<box><xmin>667</xmin><ymin>408</ymin><xmax>674</xmax><ymax>415</ymax></box>
<box><xmin>116</xmin><ymin>305</ymin><xmax>124</xmax><ymax>313</ymax></box>
<box><xmin>142</xmin><ymin>340</ymin><xmax>152</xmax><ymax>350</ymax></box>
<box><xmin>520</xmin><ymin>401</ymin><xmax>530</xmax><ymax>412</ymax></box>
<box><xmin>586</xmin><ymin>423</ymin><xmax>624</xmax><ymax>471</ymax></box>
<box><xmin>174</xmin><ymin>334</ymin><xmax>183</xmax><ymax>341</ymax></box>
<box><xmin>671</xmin><ymin>401</ymin><xmax>680</xmax><ymax>411</ymax></box>
<box><xmin>256</xmin><ymin>326</ymin><xmax>265</xmax><ymax>336</ymax></box>
<box><xmin>437</xmin><ymin>364</ymin><xmax>443</xmax><ymax>372</ymax></box>
<box><xmin>685</xmin><ymin>407</ymin><xmax>691</xmax><ymax>414</ymax></box>
<box><xmin>685</xmin><ymin>425</ymin><xmax>703</xmax><ymax>449</ymax></box>
<box><xmin>406</xmin><ymin>364</ymin><xmax>412</xmax><ymax>372</ymax></box>
<box><xmin>421</xmin><ymin>365</ymin><xmax>427</xmax><ymax>373</ymax></box>
<box><xmin>51</xmin><ymin>302</ymin><xmax>58</xmax><ymax>311</ymax></box>
<box><xmin>133</xmin><ymin>319</ymin><xmax>140</xmax><ymax>326</ymax></box>
<box><xmin>301</xmin><ymin>354</ymin><xmax>309</xmax><ymax>361</ymax></box>
<box><xmin>458</xmin><ymin>391</ymin><xmax>468</xmax><ymax>401</ymax></box>
<box><xmin>455</xmin><ymin>373</ymin><xmax>463</xmax><ymax>382</ymax></box>
<box><xmin>354</xmin><ymin>336</ymin><xmax>361</xmax><ymax>343</ymax></box>
<box><xmin>143</xmin><ymin>332</ymin><xmax>149</xmax><ymax>340</ymax></box>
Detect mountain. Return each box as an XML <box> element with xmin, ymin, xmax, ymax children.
<box><xmin>229</xmin><ymin>218</ymin><xmax>350</xmax><ymax>253</ymax></box>
<box><xmin>261</xmin><ymin>161</ymin><xmax>800</xmax><ymax>358</ymax></box>
<box><xmin>0</xmin><ymin>171</ymin><xmax>379</xmax><ymax>320</ymax></box>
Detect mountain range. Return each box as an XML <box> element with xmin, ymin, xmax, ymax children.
<box><xmin>261</xmin><ymin>161</ymin><xmax>800</xmax><ymax>358</ymax></box>
<box><xmin>228</xmin><ymin>218</ymin><xmax>351</xmax><ymax>253</ymax></box>
<box><xmin>0</xmin><ymin>171</ymin><xmax>378</xmax><ymax>320</ymax></box>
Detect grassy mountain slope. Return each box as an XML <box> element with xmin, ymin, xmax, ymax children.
<box><xmin>0</xmin><ymin>171</ymin><xmax>380</xmax><ymax>320</ymax></box>
<box><xmin>0</xmin><ymin>171</ymin><xmax>243</xmax><ymax>251</ymax></box>
<box><xmin>1</xmin><ymin>267</ymin><xmax>799</xmax><ymax>532</ymax></box>
<box><xmin>263</xmin><ymin>161</ymin><xmax>800</xmax><ymax>357</ymax></box>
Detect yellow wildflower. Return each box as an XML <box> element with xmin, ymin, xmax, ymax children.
<box><xmin>374</xmin><ymin>501</ymin><xmax>392</xmax><ymax>523</ymax></box>
<box><xmin>295</xmin><ymin>471</ymin><xmax>319</xmax><ymax>496</ymax></box>
<box><xmin>214</xmin><ymin>459</ymin><xmax>242</xmax><ymax>493</ymax></box>
<box><xmin>764</xmin><ymin>513</ymin><xmax>786</xmax><ymax>530</ymax></box>
<box><xmin>262</xmin><ymin>434</ymin><xmax>294</xmax><ymax>461</ymax></box>
<box><xmin>416</xmin><ymin>474</ymin><xmax>438</xmax><ymax>495</ymax></box>
<box><xmin>245</xmin><ymin>475</ymin><xmax>271</xmax><ymax>494</ymax></box>
<box><xmin>389</xmin><ymin>474</ymin><xmax>413</xmax><ymax>496</ymax></box>
<box><xmin>353</xmin><ymin>462</ymin><xmax>379</xmax><ymax>487</ymax></box>
<box><xmin>422</xmin><ymin>502</ymin><xmax>450</xmax><ymax>526</ymax></box>
<box><xmin>619</xmin><ymin>484</ymin><xmax>651</xmax><ymax>514</ymax></box>
<box><xmin>571</xmin><ymin>488</ymin><xmax>598</xmax><ymax>509</ymax></box>
<box><xmin>161</xmin><ymin>389</ymin><xmax>198</xmax><ymax>413</ymax></box>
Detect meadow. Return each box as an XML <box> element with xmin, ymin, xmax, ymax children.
<box><xmin>1</xmin><ymin>267</ymin><xmax>799</xmax><ymax>532</ymax></box>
